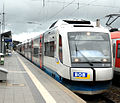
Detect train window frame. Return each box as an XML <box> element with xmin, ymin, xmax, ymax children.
<box><xmin>117</xmin><ymin>44</ymin><xmax>120</xmax><ymax>58</ymax></box>
<box><xmin>44</xmin><ymin>41</ymin><xmax>55</xmax><ymax>57</ymax></box>
<box><xmin>33</xmin><ymin>47</ymin><xmax>39</xmax><ymax>57</ymax></box>
<box><xmin>113</xmin><ymin>43</ymin><xmax>116</xmax><ymax>58</ymax></box>
<box><xmin>44</xmin><ymin>42</ymin><xmax>48</xmax><ymax>56</ymax></box>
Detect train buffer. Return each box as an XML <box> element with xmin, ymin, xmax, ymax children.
<box><xmin>0</xmin><ymin>52</ymin><xmax>86</xmax><ymax>103</ymax></box>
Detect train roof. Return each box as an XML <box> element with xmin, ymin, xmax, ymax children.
<box><xmin>49</xmin><ymin>19</ymin><xmax>102</xmax><ymax>29</ymax></box>
<box><xmin>111</xmin><ymin>31</ymin><xmax>120</xmax><ymax>39</ymax></box>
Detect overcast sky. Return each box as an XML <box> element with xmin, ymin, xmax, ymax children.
<box><xmin>0</xmin><ymin>0</ymin><xmax>120</xmax><ymax>41</ymax></box>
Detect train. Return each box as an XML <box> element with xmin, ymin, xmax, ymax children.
<box><xmin>110</xmin><ymin>30</ymin><xmax>120</xmax><ymax>82</ymax></box>
<box><xmin>105</xmin><ymin>14</ymin><xmax>120</xmax><ymax>84</ymax></box>
<box><xmin>17</xmin><ymin>19</ymin><xmax>113</xmax><ymax>95</ymax></box>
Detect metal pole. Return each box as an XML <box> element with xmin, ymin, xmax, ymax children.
<box><xmin>0</xmin><ymin>17</ymin><xmax>1</xmax><ymax>52</ymax></box>
<box><xmin>2</xmin><ymin>3</ymin><xmax>5</xmax><ymax>33</ymax></box>
<box><xmin>0</xmin><ymin>13</ymin><xmax>1</xmax><ymax>33</ymax></box>
<box><xmin>43</xmin><ymin>0</ymin><xmax>45</xmax><ymax>7</ymax></box>
<box><xmin>0</xmin><ymin>23</ymin><xmax>1</xmax><ymax>53</ymax></box>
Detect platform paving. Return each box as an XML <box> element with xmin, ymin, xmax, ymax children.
<box><xmin>0</xmin><ymin>52</ymin><xmax>86</xmax><ymax>103</ymax></box>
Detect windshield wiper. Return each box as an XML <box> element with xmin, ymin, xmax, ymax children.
<box><xmin>75</xmin><ymin>43</ymin><xmax>78</xmax><ymax>57</ymax></box>
<box><xmin>75</xmin><ymin>43</ymin><xmax>93</xmax><ymax>66</ymax></box>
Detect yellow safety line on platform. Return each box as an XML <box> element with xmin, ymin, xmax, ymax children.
<box><xmin>17</xmin><ymin>56</ymin><xmax>56</xmax><ymax>103</ymax></box>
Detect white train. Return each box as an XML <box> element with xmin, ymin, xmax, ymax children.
<box><xmin>17</xmin><ymin>19</ymin><xmax>113</xmax><ymax>95</ymax></box>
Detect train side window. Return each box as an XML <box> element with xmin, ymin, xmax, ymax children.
<box><xmin>34</xmin><ymin>48</ymin><xmax>39</xmax><ymax>57</ymax></box>
<box><xmin>113</xmin><ymin>43</ymin><xmax>116</xmax><ymax>58</ymax></box>
<box><xmin>29</xmin><ymin>43</ymin><xmax>32</xmax><ymax>51</ymax></box>
<box><xmin>117</xmin><ymin>44</ymin><xmax>120</xmax><ymax>58</ymax></box>
<box><xmin>50</xmin><ymin>41</ymin><xmax>54</xmax><ymax>57</ymax></box>
<box><xmin>45</xmin><ymin>42</ymin><xmax>49</xmax><ymax>56</ymax></box>
<box><xmin>59</xmin><ymin>35</ymin><xmax>63</xmax><ymax>63</ymax></box>
<box><xmin>20</xmin><ymin>47</ymin><xmax>22</xmax><ymax>52</ymax></box>
<box><xmin>44</xmin><ymin>41</ymin><xmax>54</xmax><ymax>57</ymax></box>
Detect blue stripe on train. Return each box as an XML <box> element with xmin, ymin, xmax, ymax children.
<box><xmin>31</xmin><ymin>61</ymin><xmax>111</xmax><ymax>92</ymax></box>
<box><xmin>42</xmin><ymin>66</ymin><xmax>111</xmax><ymax>92</ymax></box>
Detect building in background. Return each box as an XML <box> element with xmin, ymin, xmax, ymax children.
<box><xmin>0</xmin><ymin>31</ymin><xmax>12</xmax><ymax>55</ymax></box>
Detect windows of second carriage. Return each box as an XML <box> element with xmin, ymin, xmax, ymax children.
<box><xmin>113</xmin><ymin>43</ymin><xmax>116</xmax><ymax>58</ymax></box>
<box><xmin>117</xmin><ymin>44</ymin><xmax>120</xmax><ymax>58</ymax></box>
<box><xmin>44</xmin><ymin>41</ymin><xmax>55</xmax><ymax>57</ymax></box>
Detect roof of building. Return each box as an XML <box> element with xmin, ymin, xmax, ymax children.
<box><xmin>1</xmin><ymin>31</ymin><xmax>11</xmax><ymax>37</ymax></box>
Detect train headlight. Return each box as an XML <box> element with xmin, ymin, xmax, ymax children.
<box><xmin>87</xmin><ymin>32</ymin><xmax>90</xmax><ymax>36</ymax></box>
<box><xmin>101</xmin><ymin>58</ymin><xmax>108</xmax><ymax>62</ymax></box>
<box><xmin>74</xmin><ymin>58</ymin><xmax>80</xmax><ymax>62</ymax></box>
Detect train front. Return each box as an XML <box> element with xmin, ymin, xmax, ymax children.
<box><xmin>62</xmin><ymin>30</ymin><xmax>113</xmax><ymax>95</ymax></box>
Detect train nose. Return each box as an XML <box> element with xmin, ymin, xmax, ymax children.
<box><xmin>71</xmin><ymin>67</ymin><xmax>113</xmax><ymax>81</ymax></box>
<box><xmin>71</xmin><ymin>68</ymin><xmax>93</xmax><ymax>81</ymax></box>
<box><xmin>94</xmin><ymin>68</ymin><xmax>113</xmax><ymax>81</ymax></box>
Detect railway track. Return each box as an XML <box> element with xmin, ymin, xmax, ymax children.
<box><xmin>76</xmin><ymin>85</ymin><xmax>120</xmax><ymax>103</ymax></box>
<box><xmin>102</xmin><ymin>86</ymin><xmax>120</xmax><ymax>103</ymax></box>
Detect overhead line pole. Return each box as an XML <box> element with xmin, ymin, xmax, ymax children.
<box><xmin>0</xmin><ymin>13</ymin><xmax>1</xmax><ymax>33</ymax></box>
<box><xmin>2</xmin><ymin>3</ymin><xmax>5</xmax><ymax>33</ymax></box>
<box><xmin>3</xmin><ymin>4</ymin><xmax>5</xmax><ymax>32</ymax></box>
<box><xmin>43</xmin><ymin>0</ymin><xmax>45</xmax><ymax>7</ymax></box>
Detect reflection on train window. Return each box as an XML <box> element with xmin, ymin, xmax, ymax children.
<box><xmin>117</xmin><ymin>44</ymin><xmax>120</xmax><ymax>58</ymax></box>
<box><xmin>34</xmin><ymin>48</ymin><xmax>39</xmax><ymax>57</ymax></box>
<box><xmin>113</xmin><ymin>43</ymin><xmax>116</xmax><ymax>58</ymax></box>
<box><xmin>45</xmin><ymin>41</ymin><xmax>54</xmax><ymax>57</ymax></box>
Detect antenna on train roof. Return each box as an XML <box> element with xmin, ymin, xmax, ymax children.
<box><xmin>96</xmin><ymin>19</ymin><xmax>100</xmax><ymax>27</ymax></box>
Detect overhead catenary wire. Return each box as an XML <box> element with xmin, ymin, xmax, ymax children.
<box><xmin>32</xmin><ymin>0</ymin><xmax>120</xmax><ymax>22</ymax></box>
<box><xmin>32</xmin><ymin>0</ymin><xmax>120</xmax><ymax>28</ymax></box>
<box><xmin>45</xmin><ymin>0</ymin><xmax>119</xmax><ymax>9</ymax></box>
<box><xmin>67</xmin><ymin>0</ymin><xmax>100</xmax><ymax>19</ymax></box>
<box><xmin>46</xmin><ymin>0</ymin><xmax>76</xmax><ymax>21</ymax></box>
<box><xmin>46</xmin><ymin>0</ymin><xmax>119</xmax><ymax>22</ymax></box>
<box><xmin>69</xmin><ymin>0</ymin><xmax>119</xmax><ymax>17</ymax></box>
<box><xmin>32</xmin><ymin>0</ymin><xmax>120</xmax><ymax>9</ymax></box>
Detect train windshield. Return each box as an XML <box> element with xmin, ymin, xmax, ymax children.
<box><xmin>68</xmin><ymin>32</ymin><xmax>111</xmax><ymax>63</ymax></box>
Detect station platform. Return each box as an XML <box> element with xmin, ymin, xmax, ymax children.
<box><xmin>0</xmin><ymin>52</ymin><xmax>86</xmax><ymax>103</ymax></box>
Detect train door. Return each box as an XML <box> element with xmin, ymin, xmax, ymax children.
<box><xmin>115</xmin><ymin>40</ymin><xmax>120</xmax><ymax>68</ymax></box>
<box><xmin>33</xmin><ymin>38</ymin><xmax>40</xmax><ymax>65</ymax></box>
<box><xmin>39</xmin><ymin>35</ymin><xmax>43</xmax><ymax>68</ymax></box>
